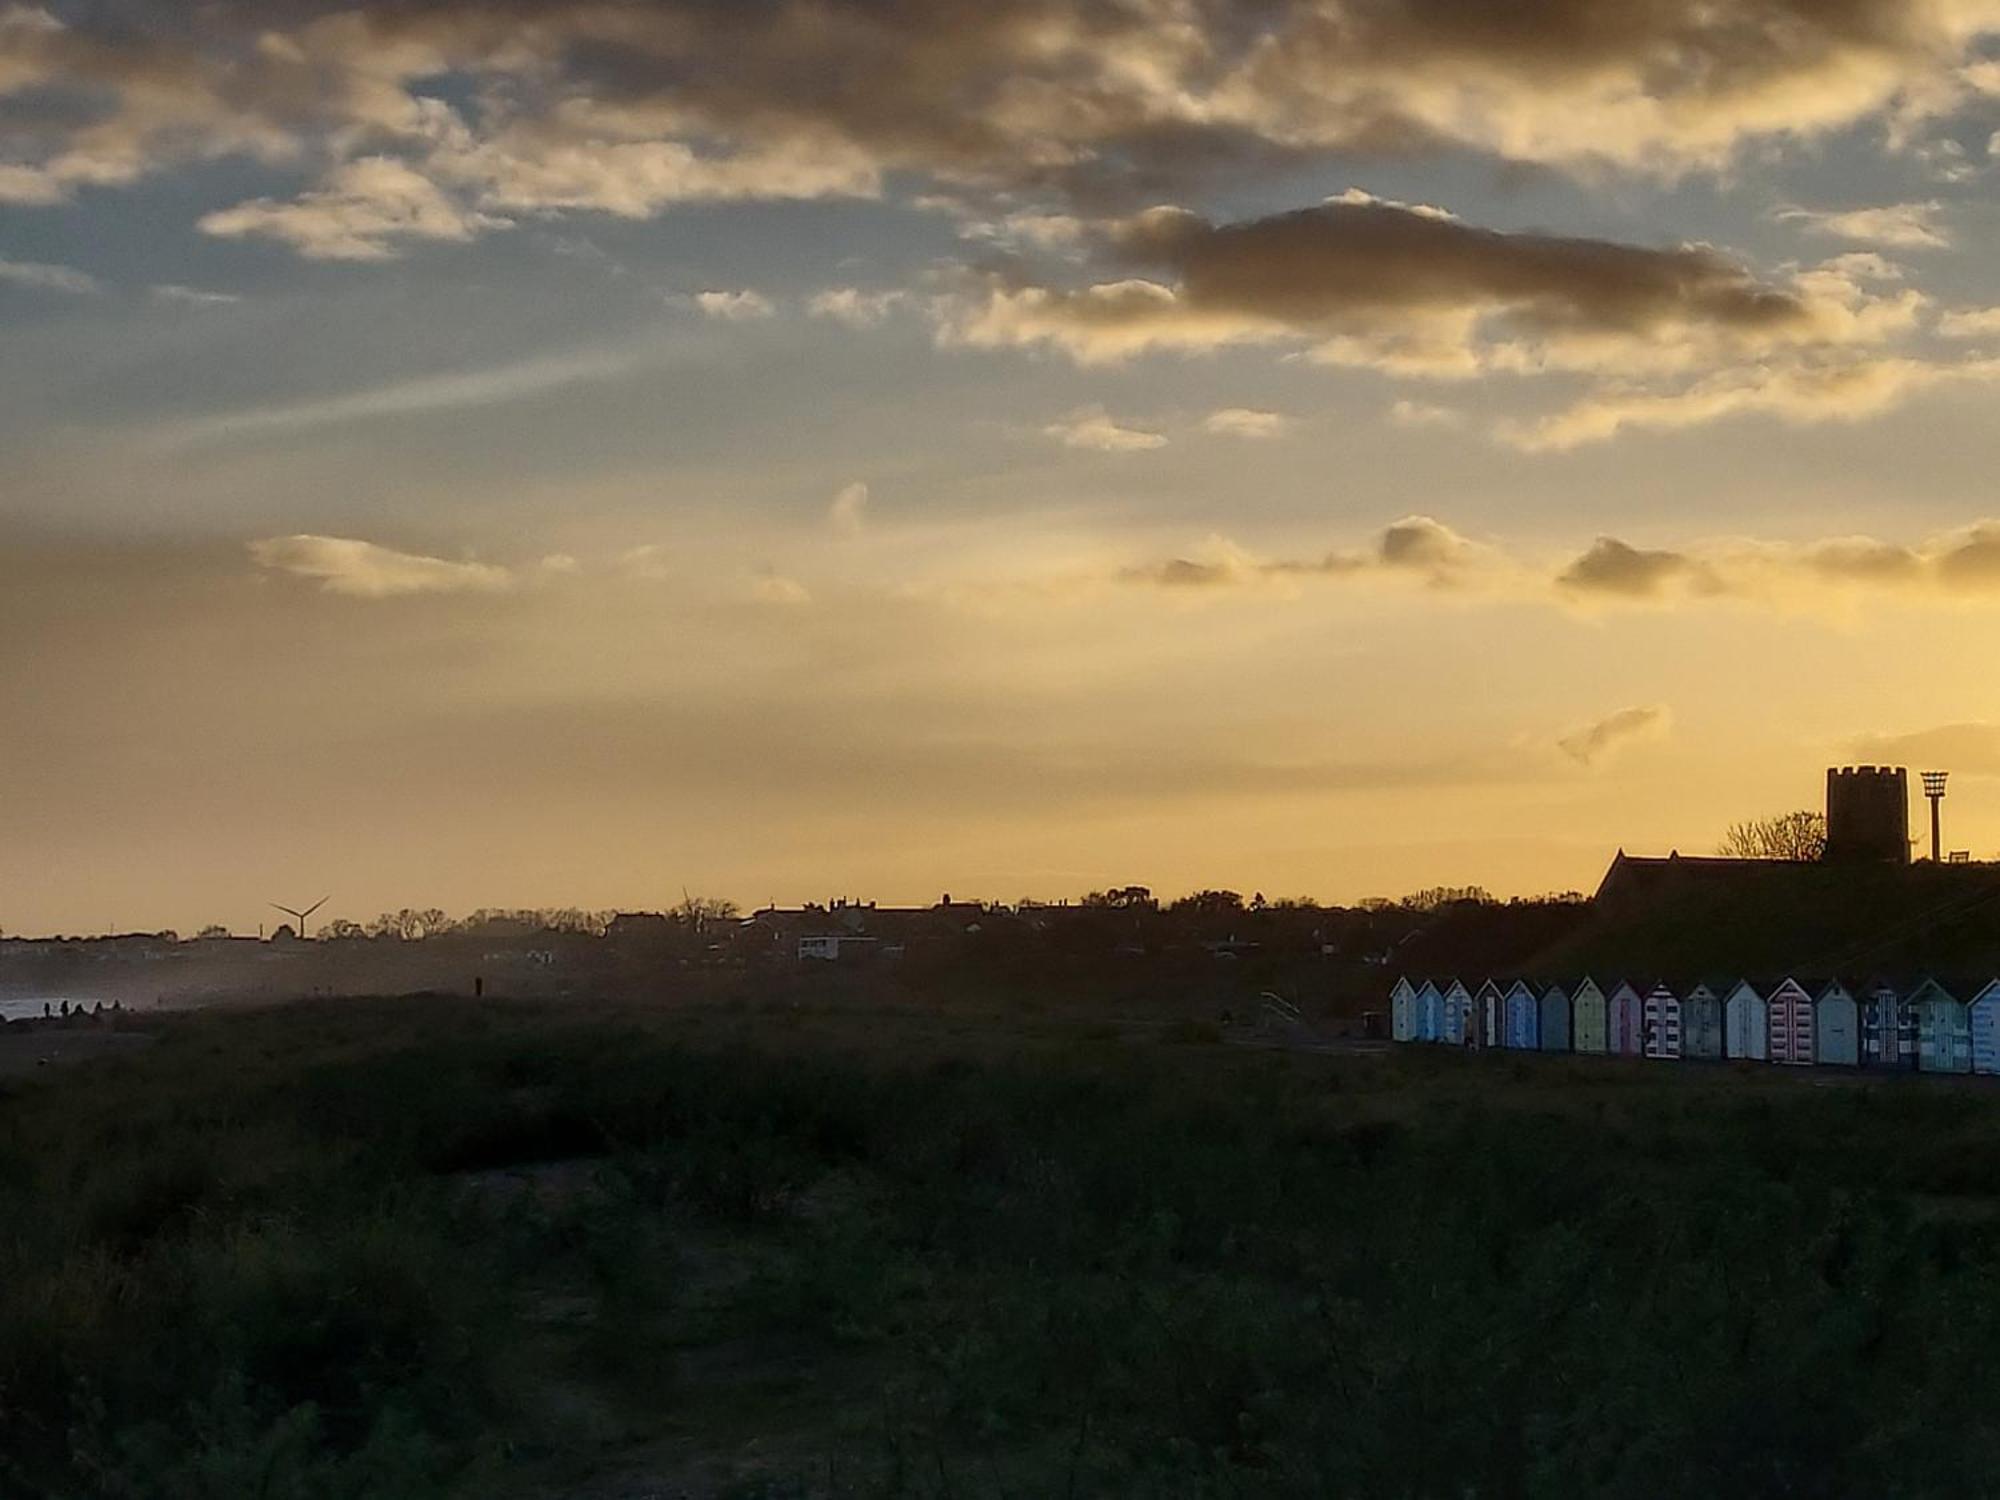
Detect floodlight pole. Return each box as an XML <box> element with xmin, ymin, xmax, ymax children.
<box><xmin>1922</xmin><ymin>770</ymin><xmax>1949</xmax><ymax>862</ymax></box>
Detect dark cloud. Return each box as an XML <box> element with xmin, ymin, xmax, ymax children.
<box><xmin>950</xmin><ymin>195</ymin><xmax>1897</xmax><ymax>370</ymax></box>
<box><xmin>1556</xmin><ymin>537</ymin><xmax>1712</xmax><ymax>598</ymax></box>
<box><xmin>4</xmin><ymin>0</ymin><xmax>1995</xmax><ymax>228</ymax></box>
<box><xmin>1113</xmin><ymin>199</ymin><xmax>1808</xmax><ymax>339</ymax></box>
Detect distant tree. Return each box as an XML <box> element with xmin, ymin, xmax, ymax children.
<box><xmin>1171</xmin><ymin>890</ymin><xmax>1245</xmax><ymax>916</ymax></box>
<box><xmin>674</xmin><ymin>894</ymin><xmax>739</xmax><ymax>932</ymax></box>
<box><xmin>1719</xmin><ymin>810</ymin><xmax>1827</xmax><ymax>862</ymax></box>
<box><xmin>1398</xmin><ymin>886</ymin><xmax>1495</xmax><ymax>912</ymax></box>
<box><xmin>1083</xmin><ymin>886</ymin><xmax>1158</xmax><ymax>911</ymax></box>
<box><xmin>321</xmin><ymin>918</ymin><xmax>365</xmax><ymax>940</ymax></box>
<box><xmin>195</xmin><ymin>924</ymin><xmax>230</xmax><ymax>940</ymax></box>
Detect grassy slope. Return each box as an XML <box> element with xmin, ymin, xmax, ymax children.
<box><xmin>1523</xmin><ymin>862</ymin><xmax>2000</xmax><ymax>988</ymax></box>
<box><xmin>6</xmin><ymin>995</ymin><xmax>2000</xmax><ymax>1497</ymax></box>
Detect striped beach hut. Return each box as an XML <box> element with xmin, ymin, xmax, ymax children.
<box><xmin>1504</xmin><ymin>981</ymin><xmax>1540</xmax><ymax>1050</ymax></box>
<box><xmin>1681</xmin><ymin>983</ymin><xmax>1724</xmax><ymax>1060</ymax></box>
<box><xmin>1475</xmin><ymin>979</ymin><xmax>1505</xmax><ymax>1050</ymax></box>
<box><xmin>1970</xmin><ymin>981</ymin><xmax>2000</xmax><ymax>1076</ymax></box>
<box><xmin>1863</xmin><ymin>983</ymin><xmax>1917</xmax><ymax>1070</ymax></box>
<box><xmin>1766</xmin><ymin>979</ymin><xmax>1816</xmax><ymax>1067</ymax></box>
<box><xmin>1913</xmin><ymin>980</ymin><xmax>1972</xmax><ymax>1075</ymax></box>
<box><xmin>1389</xmin><ymin>978</ymin><xmax>1417</xmax><ymax>1043</ymax></box>
<box><xmin>1642</xmin><ymin>983</ymin><xmax>1682</xmax><ymax>1060</ymax></box>
<box><xmin>1442</xmin><ymin>980</ymin><xmax>1472</xmax><ymax>1047</ymax></box>
<box><xmin>1814</xmin><ymin>981</ymin><xmax>1859</xmax><ymax>1067</ymax></box>
<box><xmin>1608</xmin><ymin>982</ymin><xmax>1645</xmax><ymax>1057</ymax></box>
<box><xmin>1538</xmin><ymin>983</ymin><xmax>1572</xmax><ymax>1053</ymax></box>
<box><xmin>1416</xmin><ymin>981</ymin><xmax>1443</xmax><ymax>1044</ymax></box>
<box><xmin>1724</xmin><ymin>981</ymin><xmax>1768</xmax><ymax>1061</ymax></box>
<box><xmin>1571</xmin><ymin>978</ymin><xmax>1609</xmax><ymax>1055</ymax></box>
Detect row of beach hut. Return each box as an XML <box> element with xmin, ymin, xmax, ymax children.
<box><xmin>1389</xmin><ymin>977</ymin><xmax>2000</xmax><ymax>1073</ymax></box>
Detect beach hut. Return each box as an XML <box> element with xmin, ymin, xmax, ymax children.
<box><xmin>1415</xmin><ymin>980</ymin><xmax>1442</xmax><ymax>1044</ymax></box>
<box><xmin>1389</xmin><ymin>977</ymin><xmax>1416</xmax><ymax>1043</ymax></box>
<box><xmin>1681</xmin><ymin>983</ymin><xmax>1724</xmax><ymax>1060</ymax></box>
<box><xmin>1724</xmin><ymin>981</ymin><xmax>1768</xmax><ymax>1061</ymax></box>
<box><xmin>1538</xmin><ymin>984</ymin><xmax>1572</xmax><ymax>1053</ymax></box>
<box><xmin>1766</xmin><ymin>979</ymin><xmax>1816</xmax><ymax>1067</ymax></box>
<box><xmin>1442</xmin><ymin>980</ymin><xmax>1472</xmax><ymax>1046</ymax></box>
<box><xmin>1862</xmin><ymin>984</ymin><xmax>1917</xmax><ymax>1070</ymax></box>
<box><xmin>1608</xmin><ymin>982</ymin><xmax>1645</xmax><ymax>1057</ymax></box>
<box><xmin>1642</xmin><ymin>983</ymin><xmax>1682</xmax><ymax>1060</ymax></box>
<box><xmin>1970</xmin><ymin>981</ymin><xmax>2000</xmax><ymax>1076</ymax></box>
<box><xmin>1813</xmin><ymin>981</ymin><xmax>1859</xmax><ymax>1067</ymax></box>
<box><xmin>1913</xmin><ymin>980</ymin><xmax>1972</xmax><ymax>1074</ymax></box>
<box><xmin>1504</xmin><ymin>981</ymin><xmax>1540</xmax><ymax>1050</ymax></box>
<box><xmin>1571</xmin><ymin>978</ymin><xmax>1609</xmax><ymax>1055</ymax></box>
<box><xmin>1474</xmin><ymin>979</ymin><xmax>1505</xmax><ymax>1050</ymax></box>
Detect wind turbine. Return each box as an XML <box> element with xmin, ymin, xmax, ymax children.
<box><xmin>270</xmin><ymin>895</ymin><xmax>329</xmax><ymax>939</ymax></box>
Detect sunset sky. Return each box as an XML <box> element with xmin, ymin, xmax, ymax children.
<box><xmin>9</xmin><ymin>1</ymin><xmax>2000</xmax><ymax>934</ymax></box>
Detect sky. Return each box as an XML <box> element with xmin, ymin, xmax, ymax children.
<box><xmin>8</xmin><ymin>1</ymin><xmax>2000</xmax><ymax>934</ymax></box>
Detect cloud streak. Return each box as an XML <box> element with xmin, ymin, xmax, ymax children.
<box><xmin>0</xmin><ymin>256</ymin><xmax>98</xmax><ymax>294</ymax></box>
<box><xmin>1777</xmin><ymin>201</ymin><xmax>1952</xmax><ymax>249</ymax></box>
<box><xmin>1559</xmin><ymin>706</ymin><xmax>1672</xmax><ymax>766</ymax></box>
<box><xmin>165</xmin><ymin>347</ymin><xmax>647</xmax><ymax>442</ymax></box>
<box><xmin>1044</xmin><ymin>406</ymin><xmax>1167</xmax><ymax>452</ymax></box>
<box><xmin>249</xmin><ymin>535</ymin><xmax>513</xmax><ymax>597</ymax></box>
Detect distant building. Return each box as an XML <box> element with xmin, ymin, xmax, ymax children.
<box><xmin>1475</xmin><ymin>979</ymin><xmax>1505</xmax><ymax>1049</ymax></box>
<box><xmin>1862</xmin><ymin>984</ymin><xmax>1917</xmax><ymax>1070</ymax></box>
<box><xmin>1642</xmin><ymin>983</ymin><xmax>1681</xmax><ymax>1060</ymax></box>
<box><xmin>1390</xmin><ymin>977</ymin><xmax>1417</xmax><ymax>1043</ymax></box>
<box><xmin>1538</xmin><ymin>984</ymin><xmax>1571</xmax><ymax>1053</ymax></box>
<box><xmin>1725</xmin><ymin>981</ymin><xmax>1768</xmax><ymax>1061</ymax></box>
<box><xmin>1814</xmin><ymin>982</ymin><xmax>1860</xmax><ymax>1067</ymax></box>
<box><xmin>1825</xmin><ymin>766</ymin><xmax>1910</xmax><ymax>864</ymax></box>
<box><xmin>1912</xmin><ymin>979</ymin><xmax>1972</xmax><ymax>1074</ymax></box>
<box><xmin>1608</xmin><ymin>981</ymin><xmax>1645</xmax><ymax>1057</ymax></box>
<box><xmin>1682</xmin><ymin>983</ymin><xmax>1724</xmax><ymax>1060</ymax></box>
<box><xmin>1416</xmin><ymin>980</ymin><xmax>1443</xmax><ymax>1043</ymax></box>
<box><xmin>1969</xmin><ymin>981</ymin><xmax>2000</xmax><ymax>1075</ymax></box>
<box><xmin>798</xmin><ymin>934</ymin><xmax>879</xmax><ymax>963</ymax></box>
<box><xmin>1766</xmin><ymin>978</ymin><xmax>1816</xmax><ymax>1066</ymax></box>
<box><xmin>1571</xmin><ymin>978</ymin><xmax>1609</xmax><ymax>1055</ymax></box>
<box><xmin>1503</xmin><ymin>981</ymin><xmax>1538</xmax><ymax>1049</ymax></box>
<box><xmin>1442</xmin><ymin>980</ymin><xmax>1472</xmax><ymax>1046</ymax></box>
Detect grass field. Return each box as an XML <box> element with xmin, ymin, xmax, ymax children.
<box><xmin>6</xmin><ymin>991</ymin><xmax>2000</xmax><ymax>1497</ymax></box>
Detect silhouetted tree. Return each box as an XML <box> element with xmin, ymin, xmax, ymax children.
<box><xmin>674</xmin><ymin>894</ymin><xmax>739</xmax><ymax>931</ymax></box>
<box><xmin>1719</xmin><ymin>810</ymin><xmax>1827</xmax><ymax>861</ymax></box>
<box><xmin>1083</xmin><ymin>886</ymin><xmax>1158</xmax><ymax>910</ymax></box>
<box><xmin>1398</xmin><ymin>886</ymin><xmax>1495</xmax><ymax>912</ymax></box>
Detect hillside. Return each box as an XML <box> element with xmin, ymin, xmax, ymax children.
<box><xmin>1520</xmin><ymin>858</ymin><xmax>2000</xmax><ymax>988</ymax></box>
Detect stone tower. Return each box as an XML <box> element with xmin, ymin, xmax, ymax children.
<box><xmin>1824</xmin><ymin>766</ymin><xmax>1910</xmax><ymax>864</ymax></box>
